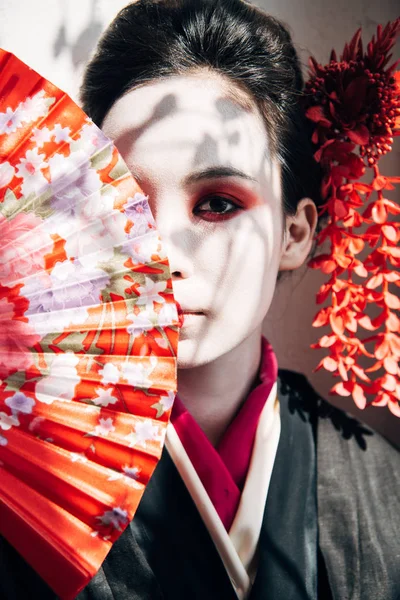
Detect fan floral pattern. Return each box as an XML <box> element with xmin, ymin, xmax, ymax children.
<box><xmin>0</xmin><ymin>49</ymin><xmax>179</xmax><ymax>599</ymax></box>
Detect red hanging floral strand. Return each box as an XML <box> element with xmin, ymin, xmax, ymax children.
<box><xmin>303</xmin><ymin>18</ymin><xmax>400</xmax><ymax>416</ymax></box>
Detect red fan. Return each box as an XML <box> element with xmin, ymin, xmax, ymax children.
<box><xmin>0</xmin><ymin>49</ymin><xmax>180</xmax><ymax>599</ymax></box>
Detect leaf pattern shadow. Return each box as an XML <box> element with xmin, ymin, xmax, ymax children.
<box><xmin>52</xmin><ymin>0</ymin><xmax>103</xmax><ymax>68</ymax></box>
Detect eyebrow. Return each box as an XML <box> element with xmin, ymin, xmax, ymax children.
<box><xmin>131</xmin><ymin>165</ymin><xmax>258</xmax><ymax>186</ymax></box>
<box><xmin>184</xmin><ymin>166</ymin><xmax>258</xmax><ymax>185</ymax></box>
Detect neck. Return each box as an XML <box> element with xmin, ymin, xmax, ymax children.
<box><xmin>176</xmin><ymin>326</ymin><xmax>263</xmax><ymax>446</ymax></box>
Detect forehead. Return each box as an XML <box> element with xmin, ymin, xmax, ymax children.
<box><xmin>101</xmin><ymin>73</ymin><xmax>273</xmax><ymax>184</ymax></box>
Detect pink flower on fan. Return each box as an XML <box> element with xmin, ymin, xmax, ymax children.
<box><xmin>92</xmin><ymin>387</ymin><xmax>118</xmax><ymax>407</ymax></box>
<box><xmin>24</xmin><ymin>259</ymin><xmax>110</xmax><ymax>336</ymax></box>
<box><xmin>21</xmin><ymin>90</ymin><xmax>54</xmax><ymax>122</ymax></box>
<box><xmin>15</xmin><ymin>148</ymin><xmax>49</xmax><ymax>197</ymax></box>
<box><xmin>71</xmin><ymin>120</ymin><xmax>110</xmax><ymax>154</ymax></box>
<box><xmin>16</xmin><ymin>148</ymin><xmax>48</xmax><ymax>180</ymax></box>
<box><xmin>122</xmin><ymin>465</ymin><xmax>141</xmax><ymax>480</ymax></box>
<box><xmin>5</xmin><ymin>391</ymin><xmax>35</xmax><ymax>414</ymax></box>
<box><xmin>0</xmin><ymin>296</ymin><xmax>40</xmax><ymax>380</ymax></box>
<box><xmin>0</xmin><ymin>411</ymin><xmax>20</xmax><ymax>430</ymax></box>
<box><xmin>0</xmin><ymin>105</ymin><xmax>24</xmax><ymax>135</ymax></box>
<box><xmin>94</xmin><ymin>417</ymin><xmax>115</xmax><ymax>437</ymax></box>
<box><xmin>0</xmin><ymin>213</ymin><xmax>52</xmax><ymax>287</ymax></box>
<box><xmin>96</xmin><ymin>507</ymin><xmax>129</xmax><ymax>531</ymax></box>
<box><xmin>48</xmin><ymin>151</ymin><xmax>102</xmax><ymax>217</ymax></box>
<box><xmin>0</xmin><ymin>162</ymin><xmax>15</xmax><ymax>188</ymax></box>
<box><xmin>125</xmin><ymin>193</ymin><xmax>156</xmax><ymax>237</ymax></box>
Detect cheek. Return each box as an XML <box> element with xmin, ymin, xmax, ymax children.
<box><xmin>198</xmin><ymin>206</ymin><xmax>281</xmax><ymax>318</ymax></box>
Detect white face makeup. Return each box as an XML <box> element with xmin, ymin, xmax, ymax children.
<box><xmin>102</xmin><ymin>72</ymin><xmax>285</xmax><ymax>369</ymax></box>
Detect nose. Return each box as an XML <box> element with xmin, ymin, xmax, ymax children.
<box><xmin>156</xmin><ymin>216</ymin><xmax>195</xmax><ymax>281</ymax></box>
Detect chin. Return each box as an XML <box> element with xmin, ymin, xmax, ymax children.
<box><xmin>176</xmin><ymin>338</ymin><xmax>204</xmax><ymax>369</ymax></box>
<box><xmin>176</xmin><ymin>336</ymin><xmax>219</xmax><ymax>369</ymax></box>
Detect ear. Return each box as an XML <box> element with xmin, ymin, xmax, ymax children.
<box><xmin>278</xmin><ymin>197</ymin><xmax>319</xmax><ymax>272</ymax></box>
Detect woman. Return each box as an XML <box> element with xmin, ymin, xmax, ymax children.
<box><xmin>1</xmin><ymin>0</ymin><xmax>399</xmax><ymax>598</ymax></box>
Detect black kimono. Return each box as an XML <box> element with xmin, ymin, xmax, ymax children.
<box><xmin>1</xmin><ymin>368</ymin><xmax>400</xmax><ymax>599</ymax></box>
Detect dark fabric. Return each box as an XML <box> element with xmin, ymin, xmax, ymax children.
<box><xmin>0</xmin><ymin>533</ymin><xmax>56</xmax><ymax>600</ymax></box>
<box><xmin>0</xmin><ymin>369</ymin><xmax>399</xmax><ymax>600</ymax></box>
<box><xmin>317</xmin><ymin>397</ymin><xmax>400</xmax><ymax>599</ymax></box>
<box><xmin>77</xmin><ymin>520</ymin><xmax>164</xmax><ymax>600</ymax></box>
<box><xmin>317</xmin><ymin>547</ymin><xmax>334</xmax><ymax>600</ymax></box>
<box><xmin>278</xmin><ymin>369</ymin><xmax>400</xmax><ymax>600</ymax></box>
<box><xmin>249</xmin><ymin>369</ymin><xmax>318</xmax><ymax>600</ymax></box>
<box><xmin>119</xmin><ymin>449</ymin><xmax>239</xmax><ymax>600</ymax></box>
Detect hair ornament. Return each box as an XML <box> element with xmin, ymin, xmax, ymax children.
<box><xmin>303</xmin><ymin>18</ymin><xmax>400</xmax><ymax>416</ymax></box>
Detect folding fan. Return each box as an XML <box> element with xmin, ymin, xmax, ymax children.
<box><xmin>0</xmin><ymin>49</ymin><xmax>180</xmax><ymax>599</ymax></box>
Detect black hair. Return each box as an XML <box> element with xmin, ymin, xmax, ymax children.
<box><xmin>80</xmin><ymin>0</ymin><xmax>326</xmax><ymax>278</ymax></box>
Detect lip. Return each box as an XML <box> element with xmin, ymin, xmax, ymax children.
<box><xmin>181</xmin><ymin>312</ymin><xmax>204</xmax><ymax>326</ymax></box>
<box><xmin>176</xmin><ymin>302</ymin><xmax>205</xmax><ymax>327</ymax></box>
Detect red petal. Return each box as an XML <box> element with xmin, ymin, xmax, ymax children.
<box><xmin>358</xmin><ymin>315</ymin><xmax>376</xmax><ymax>330</ymax></box>
<box><xmin>319</xmin><ymin>335</ymin><xmax>337</xmax><ymax>348</ymax></box>
<box><xmin>386</xmin><ymin>312</ymin><xmax>400</xmax><ymax>332</ymax></box>
<box><xmin>371</xmin><ymin>311</ymin><xmax>388</xmax><ymax>329</ymax></box>
<box><xmin>312</xmin><ymin>308</ymin><xmax>329</xmax><ymax>327</ymax></box>
<box><xmin>381</xmin><ymin>246</ymin><xmax>400</xmax><ymax>258</ymax></box>
<box><xmin>371</xmin><ymin>394</ymin><xmax>389</xmax><ymax>407</ymax></box>
<box><xmin>309</xmin><ymin>254</ymin><xmax>338</xmax><ymax>274</ymax></box>
<box><xmin>345</xmin><ymin>314</ymin><xmax>358</xmax><ymax>333</ymax></box>
<box><xmin>348</xmin><ymin>124</ymin><xmax>370</xmax><ymax>145</ymax></box>
<box><xmin>334</xmin><ymin>198</ymin><xmax>349</xmax><ymax>219</ymax></box>
<box><xmin>383</xmin><ymin>357</ymin><xmax>398</xmax><ymax>376</ymax></box>
<box><xmin>380</xmin><ymin>375</ymin><xmax>396</xmax><ymax>392</ymax></box>
<box><xmin>353</xmin><ymin>384</ymin><xmax>366</xmax><ymax>410</ymax></box>
<box><xmin>322</xmin><ymin>356</ymin><xmax>338</xmax><ymax>371</ymax></box>
<box><xmin>375</xmin><ymin>337</ymin><xmax>390</xmax><ymax>360</ymax></box>
<box><xmin>348</xmin><ymin>237</ymin><xmax>364</xmax><ymax>254</ymax></box>
<box><xmin>330</xmin><ymin>313</ymin><xmax>345</xmax><ymax>336</ymax></box>
<box><xmin>331</xmin><ymin>382</ymin><xmax>352</xmax><ymax>397</ymax></box>
<box><xmin>382</xmin><ymin>225</ymin><xmax>398</xmax><ymax>242</ymax></box>
<box><xmin>366</xmin><ymin>273</ymin><xmax>383</xmax><ymax>289</ymax></box>
<box><xmin>388</xmin><ymin>333</ymin><xmax>400</xmax><ymax>356</ymax></box>
<box><xmin>322</xmin><ymin>260</ymin><xmax>338</xmax><ymax>274</ymax></box>
<box><xmin>354</xmin><ymin>182</ymin><xmax>373</xmax><ymax>193</ymax></box>
<box><xmin>384</xmin><ymin>271</ymin><xmax>400</xmax><ymax>282</ymax></box>
<box><xmin>336</xmin><ymin>254</ymin><xmax>352</xmax><ymax>269</ymax></box>
<box><xmin>351</xmin><ymin>364</ymin><xmax>370</xmax><ymax>382</ymax></box>
<box><xmin>316</xmin><ymin>283</ymin><xmax>332</xmax><ymax>304</ymax></box>
<box><xmin>337</xmin><ymin>357</ymin><xmax>349</xmax><ymax>381</ymax></box>
<box><xmin>372</xmin><ymin>176</ymin><xmax>388</xmax><ymax>191</ymax></box>
<box><xmin>353</xmin><ymin>263</ymin><xmax>368</xmax><ymax>277</ymax></box>
<box><xmin>388</xmin><ymin>399</ymin><xmax>400</xmax><ymax>417</ymax></box>
<box><xmin>384</xmin><ymin>291</ymin><xmax>400</xmax><ymax>309</ymax></box>
<box><xmin>371</xmin><ymin>202</ymin><xmax>388</xmax><ymax>224</ymax></box>
<box><xmin>305</xmin><ymin>105</ymin><xmax>332</xmax><ymax>126</ymax></box>
<box><xmin>382</xmin><ymin>199</ymin><xmax>400</xmax><ymax>214</ymax></box>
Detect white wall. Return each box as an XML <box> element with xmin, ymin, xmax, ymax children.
<box><xmin>0</xmin><ymin>0</ymin><xmax>399</xmax><ymax>445</ymax></box>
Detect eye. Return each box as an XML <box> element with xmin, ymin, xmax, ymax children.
<box><xmin>194</xmin><ymin>195</ymin><xmax>242</xmax><ymax>221</ymax></box>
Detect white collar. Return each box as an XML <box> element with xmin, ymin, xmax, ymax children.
<box><xmin>165</xmin><ymin>380</ymin><xmax>281</xmax><ymax>599</ymax></box>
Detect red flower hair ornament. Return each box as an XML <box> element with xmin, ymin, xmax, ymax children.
<box><xmin>303</xmin><ymin>18</ymin><xmax>400</xmax><ymax>416</ymax></box>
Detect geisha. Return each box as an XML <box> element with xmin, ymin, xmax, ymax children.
<box><xmin>1</xmin><ymin>0</ymin><xmax>399</xmax><ymax>598</ymax></box>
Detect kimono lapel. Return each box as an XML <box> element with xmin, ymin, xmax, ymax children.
<box><xmin>165</xmin><ymin>424</ymin><xmax>251</xmax><ymax>598</ymax></box>
<box><xmin>249</xmin><ymin>369</ymin><xmax>319</xmax><ymax>600</ymax></box>
<box><xmin>228</xmin><ymin>381</ymin><xmax>280</xmax><ymax>576</ymax></box>
<box><xmin>164</xmin><ymin>380</ymin><xmax>280</xmax><ymax>599</ymax></box>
